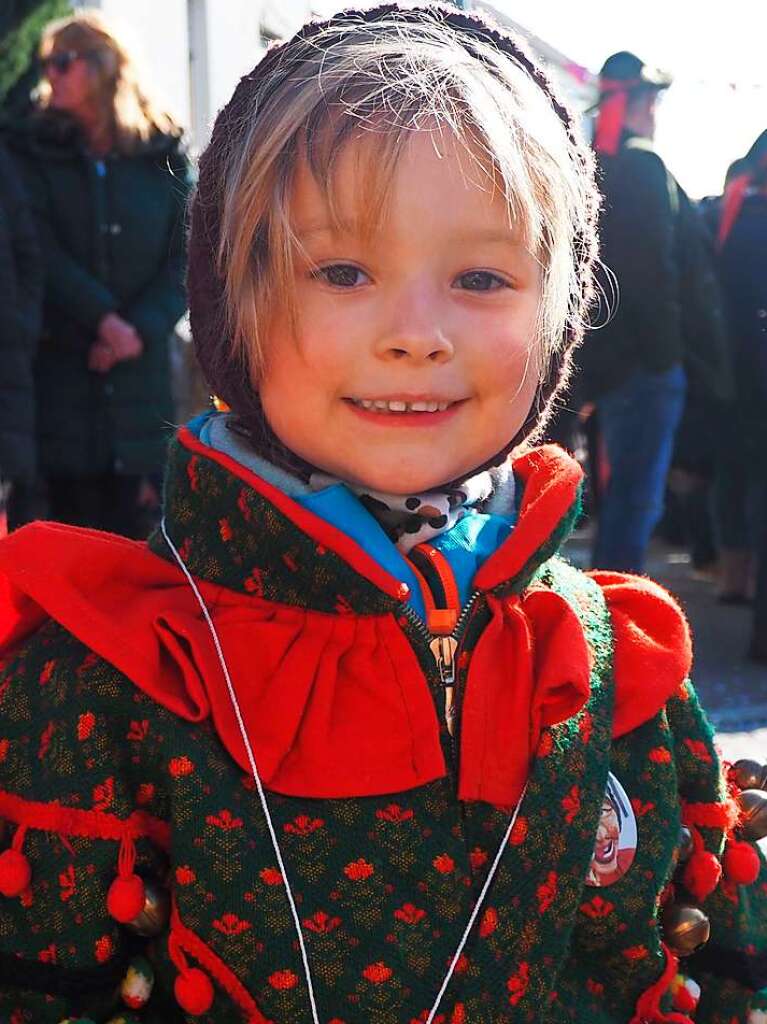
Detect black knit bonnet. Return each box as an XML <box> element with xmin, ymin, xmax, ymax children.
<box><xmin>187</xmin><ymin>3</ymin><xmax>601</xmax><ymax>475</ymax></box>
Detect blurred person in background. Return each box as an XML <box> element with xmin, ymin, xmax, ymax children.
<box><xmin>0</xmin><ymin>140</ymin><xmax>42</xmax><ymax>532</ymax></box>
<box><xmin>575</xmin><ymin>52</ymin><xmax>727</xmax><ymax>574</ymax></box>
<box><xmin>660</xmin><ymin>192</ymin><xmax>732</xmax><ymax>579</ymax></box>
<box><xmin>713</xmin><ymin>131</ymin><xmax>767</xmax><ymax>658</ymax></box>
<box><xmin>7</xmin><ymin>9</ymin><xmax>192</xmax><ymax>538</ymax></box>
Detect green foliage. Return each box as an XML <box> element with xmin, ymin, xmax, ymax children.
<box><xmin>0</xmin><ymin>0</ymin><xmax>71</xmax><ymax>111</ymax></box>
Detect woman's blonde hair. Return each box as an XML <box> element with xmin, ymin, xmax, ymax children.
<box><xmin>38</xmin><ymin>9</ymin><xmax>178</xmax><ymax>154</ymax></box>
<box><xmin>217</xmin><ymin>15</ymin><xmax>596</xmax><ymax>387</ymax></box>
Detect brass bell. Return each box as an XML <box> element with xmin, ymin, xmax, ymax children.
<box><xmin>730</xmin><ymin>759</ymin><xmax>767</xmax><ymax>792</ymax></box>
<box><xmin>737</xmin><ymin>789</ymin><xmax>767</xmax><ymax>842</ymax></box>
<box><xmin>661</xmin><ymin>902</ymin><xmax>710</xmax><ymax>957</ymax></box>
<box><xmin>677</xmin><ymin>825</ymin><xmax>694</xmax><ymax>863</ymax></box>
<box><xmin>124</xmin><ymin>879</ymin><xmax>170</xmax><ymax>937</ymax></box>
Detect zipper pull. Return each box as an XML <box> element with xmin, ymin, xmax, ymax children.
<box><xmin>429</xmin><ymin>634</ymin><xmax>458</xmax><ymax>687</ymax></box>
<box><xmin>428</xmin><ymin>610</ymin><xmax>458</xmax><ymax>735</ymax></box>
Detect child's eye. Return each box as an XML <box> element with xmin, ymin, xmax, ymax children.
<box><xmin>313</xmin><ymin>263</ymin><xmax>370</xmax><ymax>288</ymax></box>
<box><xmin>454</xmin><ymin>270</ymin><xmax>510</xmax><ymax>292</ymax></box>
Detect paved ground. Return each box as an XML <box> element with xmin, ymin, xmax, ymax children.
<box><xmin>565</xmin><ymin>530</ymin><xmax>767</xmax><ymax>764</ymax></box>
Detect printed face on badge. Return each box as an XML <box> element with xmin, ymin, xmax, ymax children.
<box><xmin>585</xmin><ymin>773</ymin><xmax>637</xmax><ymax>887</ymax></box>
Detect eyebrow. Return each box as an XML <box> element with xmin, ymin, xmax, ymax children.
<box><xmin>451</xmin><ymin>228</ymin><xmax>526</xmax><ymax>248</ymax></box>
<box><xmin>295</xmin><ymin>222</ymin><xmax>525</xmax><ymax>248</ymax></box>
<box><xmin>295</xmin><ymin>221</ymin><xmax>357</xmax><ymax>243</ymax></box>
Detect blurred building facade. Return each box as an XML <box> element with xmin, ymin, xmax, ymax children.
<box><xmin>74</xmin><ymin>0</ymin><xmax>315</xmax><ymax>152</ymax></box>
<box><xmin>473</xmin><ymin>1</ymin><xmax>598</xmax><ymax>114</ymax></box>
<box><xmin>72</xmin><ymin>1</ymin><xmax>595</xmax><ymax>147</ymax></box>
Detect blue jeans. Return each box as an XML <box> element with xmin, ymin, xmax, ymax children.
<box><xmin>593</xmin><ymin>364</ymin><xmax>686</xmax><ymax>573</ymax></box>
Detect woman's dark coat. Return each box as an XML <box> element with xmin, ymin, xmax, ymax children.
<box><xmin>0</xmin><ymin>139</ymin><xmax>42</xmax><ymax>482</ymax></box>
<box><xmin>9</xmin><ymin>113</ymin><xmax>193</xmax><ymax>478</ymax></box>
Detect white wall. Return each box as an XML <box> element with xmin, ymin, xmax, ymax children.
<box><xmin>204</xmin><ymin>1</ymin><xmax>312</xmax><ymax>136</ymax></box>
<box><xmin>84</xmin><ymin>0</ymin><xmax>314</xmax><ymax>150</ymax></box>
<box><xmin>97</xmin><ymin>0</ymin><xmax>191</xmax><ymax>127</ymax></box>
<box><xmin>204</xmin><ymin>0</ymin><xmax>263</xmax><ymax>129</ymax></box>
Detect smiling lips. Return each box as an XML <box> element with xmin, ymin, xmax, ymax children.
<box><xmin>347</xmin><ymin>397</ymin><xmax>460</xmax><ymax>414</ymax></box>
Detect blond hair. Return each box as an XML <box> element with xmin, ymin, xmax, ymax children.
<box><xmin>218</xmin><ymin>15</ymin><xmax>595</xmax><ymax>386</ymax></box>
<box><xmin>38</xmin><ymin>9</ymin><xmax>179</xmax><ymax>154</ymax></box>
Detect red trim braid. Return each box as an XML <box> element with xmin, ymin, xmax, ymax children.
<box><xmin>0</xmin><ymin>790</ymin><xmax>171</xmax><ymax>849</ymax></box>
<box><xmin>681</xmin><ymin>798</ymin><xmax>739</xmax><ymax>832</ymax></box>
<box><xmin>628</xmin><ymin>942</ymin><xmax>693</xmax><ymax>1023</ymax></box>
<box><xmin>171</xmin><ymin>901</ymin><xmax>272</xmax><ymax>1023</ymax></box>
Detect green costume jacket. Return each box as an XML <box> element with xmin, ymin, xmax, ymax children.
<box><xmin>0</xmin><ymin>429</ymin><xmax>764</xmax><ymax>1024</ymax></box>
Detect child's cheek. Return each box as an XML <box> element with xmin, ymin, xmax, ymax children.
<box><xmin>483</xmin><ymin>333</ymin><xmax>539</xmax><ymax>396</ymax></box>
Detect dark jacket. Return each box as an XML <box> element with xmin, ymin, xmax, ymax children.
<box><xmin>719</xmin><ymin>190</ymin><xmax>767</xmax><ymax>400</ymax></box>
<box><xmin>0</xmin><ymin>139</ymin><xmax>42</xmax><ymax>482</ymax></box>
<box><xmin>718</xmin><ymin>187</ymin><xmax>767</xmax><ymax>468</ymax></box>
<box><xmin>577</xmin><ymin>135</ymin><xmax>731</xmax><ymax>404</ymax></box>
<box><xmin>8</xmin><ymin>112</ymin><xmax>193</xmax><ymax>477</ymax></box>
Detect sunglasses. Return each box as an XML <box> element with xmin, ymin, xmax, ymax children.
<box><xmin>41</xmin><ymin>50</ymin><xmax>84</xmax><ymax>75</ymax></box>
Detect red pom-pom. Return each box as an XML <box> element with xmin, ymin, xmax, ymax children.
<box><xmin>0</xmin><ymin>848</ymin><xmax>31</xmax><ymax>897</ymax></box>
<box><xmin>724</xmin><ymin>839</ymin><xmax>760</xmax><ymax>885</ymax></box>
<box><xmin>682</xmin><ymin>849</ymin><xmax>722</xmax><ymax>901</ymax></box>
<box><xmin>107</xmin><ymin>873</ymin><xmax>145</xmax><ymax>923</ymax></box>
<box><xmin>673</xmin><ymin>985</ymin><xmax>697</xmax><ymax>1013</ymax></box>
<box><xmin>175</xmin><ymin>967</ymin><xmax>214</xmax><ymax>1015</ymax></box>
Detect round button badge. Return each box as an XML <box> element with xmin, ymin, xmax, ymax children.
<box><xmin>585</xmin><ymin>772</ymin><xmax>637</xmax><ymax>887</ymax></box>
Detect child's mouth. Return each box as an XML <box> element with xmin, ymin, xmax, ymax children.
<box><xmin>347</xmin><ymin>398</ymin><xmax>455</xmax><ymax>414</ymax></box>
<box><xmin>344</xmin><ymin>397</ymin><xmax>465</xmax><ymax>426</ymax></box>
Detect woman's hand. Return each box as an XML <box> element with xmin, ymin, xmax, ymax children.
<box><xmin>98</xmin><ymin>312</ymin><xmax>144</xmax><ymax>361</ymax></box>
<box><xmin>87</xmin><ymin>339</ymin><xmax>118</xmax><ymax>373</ymax></box>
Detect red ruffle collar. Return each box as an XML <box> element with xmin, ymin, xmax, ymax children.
<box><xmin>0</xmin><ymin>436</ymin><xmax>691</xmax><ymax>804</ymax></box>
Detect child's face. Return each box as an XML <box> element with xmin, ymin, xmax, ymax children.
<box><xmin>258</xmin><ymin>130</ymin><xmax>542</xmax><ymax>493</ymax></box>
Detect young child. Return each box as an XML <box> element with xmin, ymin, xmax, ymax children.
<box><xmin>0</xmin><ymin>5</ymin><xmax>765</xmax><ymax>1023</ymax></box>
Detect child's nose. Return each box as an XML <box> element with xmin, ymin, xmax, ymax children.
<box><xmin>374</xmin><ymin>298</ymin><xmax>455</xmax><ymax>364</ymax></box>
<box><xmin>375</xmin><ymin>333</ymin><xmax>454</xmax><ymax>364</ymax></box>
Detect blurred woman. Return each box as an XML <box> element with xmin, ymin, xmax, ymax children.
<box><xmin>0</xmin><ymin>141</ymin><xmax>42</xmax><ymax>531</ymax></box>
<box><xmin>8</xmin><ymin>10</ymin><xmax>192</xmax><ymax>537</ymax></box>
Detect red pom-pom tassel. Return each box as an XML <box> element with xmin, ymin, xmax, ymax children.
<box><xmin>107</xmin><ymin>872</ymin><xmax>146</xmax><ymax>923</ymax></box>
<box><xmin>682</xmin><ymin>849</ymin><xmax>722</xmax><ymax>901</ymax></box>
<box><xmin>0</xmin><ymin>848</ymin><xmax>31</xmax><ymax>897</ymax></box>
<box><xmin>0</xmin><ymin>825</ymin><xmax>31</xmax><ymax>898</ymax></box>
<box><xmin>673</xmin><ymin>984</ymin><xmax>698</xmax><ymax>1013</ymax></box>
<box><xmin>175</xmin><ymin>967</ymin><xmax>214</xmax><ymax>1015</ymax></box>
<box><xmin>107</xmin><ymin>833</ymin><xmax>145</xmax><ymax>923</ymax></box>
<box><xmin>723</xmin><ymin>839</ymin><xmax>760</xmax><ymax>886</ymax></box>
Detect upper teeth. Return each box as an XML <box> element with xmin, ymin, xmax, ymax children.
<box><xmin>353</xmin><ymin>399</ymin><xmax>451</xmax><ymax>413</ymax></box>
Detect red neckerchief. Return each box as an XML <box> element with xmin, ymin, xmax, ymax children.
<box><xmin>0</xmin><ymin>435</ymin><xmax>691</xmax><ymax>804</ymax></box>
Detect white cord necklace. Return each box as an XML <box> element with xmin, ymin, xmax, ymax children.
<box><xmin>161</xmin><ymin>517</ymin><xmax>527</xmax><ymax>1024</ymax></box>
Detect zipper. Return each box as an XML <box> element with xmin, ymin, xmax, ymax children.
<box><xmin>398</xmin><ymin>584</ymin><xmax>481</xmax><ymax>739</ymax></box>
<box><xmin>402</xmin><ymin>541</ymin><xmax>486</xmax><ymax>778</ymax></box>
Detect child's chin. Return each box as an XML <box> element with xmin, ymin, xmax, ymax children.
<box><xmin>351</xmin><ymin>465</ymin><xmax>465</xmax><ymax>495</ymax></box>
